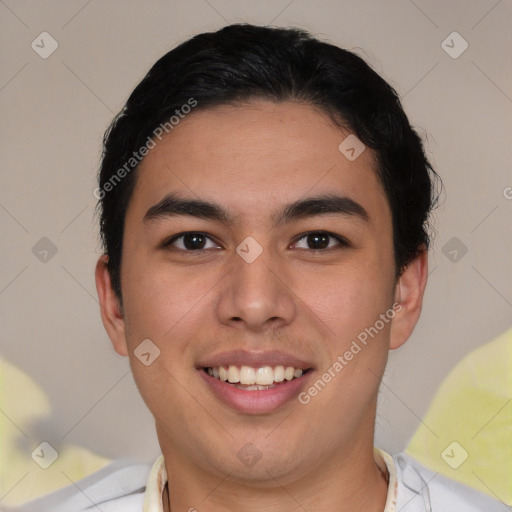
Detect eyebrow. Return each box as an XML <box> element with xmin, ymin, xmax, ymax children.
<box><xmin>143</xmin><ymin>193</ymin><xmax>369</xmax><ymax>226</ymax></box>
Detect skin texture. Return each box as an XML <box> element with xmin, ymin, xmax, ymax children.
<box><xmin>96</xmin><ymin>100</ymin><xmax>428</xmax><ymax>511</ymax></box>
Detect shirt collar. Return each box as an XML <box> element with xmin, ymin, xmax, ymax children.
<box><xmin>144</xmin><ymin>448</ymin><xmax>398</xmax><ymax>512</ymax></box>
<box><xmin>143</xmin><ymin>455</ymin><xmax>166</xmax><ymax>512</ymax></box>
<box><xmin>376</xmin><ymin>448</ymin><xmax>399</xmax><ymax>512</ymax></box>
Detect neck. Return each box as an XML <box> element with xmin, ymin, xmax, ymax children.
<box><xmin>160</xmin><ymin>439</ymin><xmax>389</xmax><ymax>512</ymax></box>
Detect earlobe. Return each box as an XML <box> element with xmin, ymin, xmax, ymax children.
<box><xmin>389</xmin><ymin>247</ymin><xmax>428</xmax><ymax>350</ymax></box>
<box><xmin>95</xmin><ymin>255</ymin><xmax>128</xmax><ymax>356</ymax></box>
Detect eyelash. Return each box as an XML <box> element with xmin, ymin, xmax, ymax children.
<box><xmin>162</xmin><ymin>231</ymin><xmax>350</xmax><ymax>253</ymax></box>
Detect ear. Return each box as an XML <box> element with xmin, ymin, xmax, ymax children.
<box><xmin>389</xmin><ymin>247</ymin><xmax>428</xmax><ymax>350</ymax></box>
<box><xmin>95</xmin><ymin>255</ymin><xmax>128</xmax><ymax>356</ymax></box>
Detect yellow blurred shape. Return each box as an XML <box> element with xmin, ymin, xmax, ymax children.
<box><xmin>0</xmin><ymin>358</ymin><xmax>111</xmax><ymax>507</ymax></box>
<box><xmin>406</xmin><ymin>327</ymin><xmax>512</xmax><ymax>505</ymax></box>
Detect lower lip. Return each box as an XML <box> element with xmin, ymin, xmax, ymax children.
<box><xmin>198</xmin><ymin>369</ymin><xmax>312</xmax><ymax>414</ymax></box>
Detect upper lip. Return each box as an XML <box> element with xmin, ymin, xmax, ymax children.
<box><xmin>196</xmin><ymin>350</ymin><xmax>314</xmax><ymax>370</ymax></box>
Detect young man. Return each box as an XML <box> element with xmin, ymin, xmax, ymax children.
<box><xmin>17</xmin><ymin>23</ymin><xmax>504</xmax><ymax>512</ymax></box>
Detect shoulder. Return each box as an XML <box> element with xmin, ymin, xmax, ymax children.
<box><xmin>8</xmin><ymin>458</ymin><xmax>151</xmax><ymax>512</ymax></box>
<box><xmin>393</xmin><ymin>452</ymin><xmax>506</xmax><ymax>512</ymax></box>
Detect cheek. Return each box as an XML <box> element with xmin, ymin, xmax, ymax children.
<box><xmin>296</xmin><ymin>252</ymin><xmax>395</xmax><ymax>342</ymax></box>
<box><xmin>295</xmin><ymin>259</ymin><xmax>395</xmax><ymax>420</ymax></box>
<box><xmin>121</xmin><ymin>264</ymin><xmax>203</xmax><ymax>415</ymax></box>
<box><xmin>120</xmin><ymin>249</ymin><xmax>207</xmax><ymax>341</ymax></box>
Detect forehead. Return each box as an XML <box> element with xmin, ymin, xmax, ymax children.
<box><xmin>127</xmin><ymin>100</ymin><xmax>390</xmax><ymax>228</ymax></box>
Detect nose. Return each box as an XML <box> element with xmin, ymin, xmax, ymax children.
<box><xmin>215</xmin><ymin>243</ymin><xmax>297</xmax><ymax>333</ymax></box>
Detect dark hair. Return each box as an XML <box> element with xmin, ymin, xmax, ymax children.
<box><xmin>97</xmin><ymin>23</ymin><xmax>441</xmax><ymax>300</ymax></box>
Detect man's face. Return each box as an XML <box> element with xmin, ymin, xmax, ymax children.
<box><xmin>108</xmin><ymin>100</ymin><xmax>400</xmax><ymax>481</ymax></box>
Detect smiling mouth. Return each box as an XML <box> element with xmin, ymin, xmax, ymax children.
<box><xmin>203</xmin><ymin>365</ymin><xmax>311</xmax><ymax>390</ymax></box>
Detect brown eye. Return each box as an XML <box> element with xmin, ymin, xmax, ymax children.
<box><xmin>293</xmin><ymin>231</ymin><xmax>348</xmax><ymax>251</ymax></box>
<box><xmin>165</xmin><ymin>232</ymin><xmax>220</xmax><ymax>251</ymax></box>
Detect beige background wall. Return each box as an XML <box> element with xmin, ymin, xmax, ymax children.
<box><xmin>1</xmin><ymin>0</ymin><xmax>511</xmax><ymax>468</ymax></box>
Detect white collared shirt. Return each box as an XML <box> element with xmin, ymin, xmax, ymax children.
<box><xmin>142</xmin><ymin>448</ymin><xmax>399</xmax><ymax>511</ymax></box>
<box><xmin>12</xmin><ymin>450</ymin><xmax>505</xmax><ymax>511</ymax></box>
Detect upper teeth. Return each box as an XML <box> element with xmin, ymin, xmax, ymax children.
<box><xmin>207</xmin><ymin>365</ymin><xmax>303</xmax><ymax>385</ymax></box>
